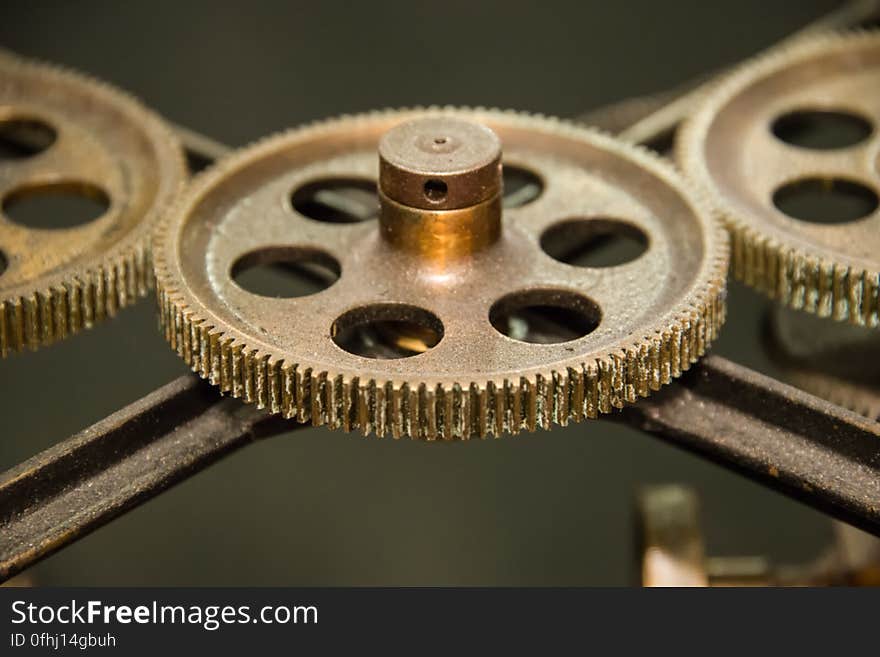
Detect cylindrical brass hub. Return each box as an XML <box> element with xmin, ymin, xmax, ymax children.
<box><xmin>378</xmin><ymin>116</ymin><xmax>502</xmax><ymax>260</ymax></box>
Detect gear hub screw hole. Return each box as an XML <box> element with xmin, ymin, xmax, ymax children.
<box><xmin>773</xmin><ymin>178</ymin><xmax>878</xmax><ymax>224</ymax></box>
<box><xmin>332</xmin><ymin>304</ymin><xmax>443</xmax><ymax>359</ymax></box>
<box><xmin>0</xmin><ymin>117</ymin><xmax>56</xmax><ymax>159</ymax></box>
<box><xmin>232</xmin><ymin>247</ymin><xmax>340</xmax><ymax>298</ymax></box>
<box><xmin>291</xmin><ymin>178</ymin><xmax>378</xmax><ymax>223</ymax></box>
<box><xmin>771</xmin><ymin>110</ymin><xmax>873</xmax><ymax>150</ymax></box>
<box><xmin>2</xmin><ymin>181</ymin><xmax>109</xmax><ymax>229</ymax></box>
<box><xmin>541</xmin><ymin>218</ymin><xmax>648</xmax><ymax>267</ymax></box>
<box><xmin>423</xmin><ymin>179</ymin><xmax>448</xmax><ymax>203</ymax></box>
<box><xmin>490</xmin><ymin>289</ymin><xmax>600</xmax><ymax>344</ymax></box>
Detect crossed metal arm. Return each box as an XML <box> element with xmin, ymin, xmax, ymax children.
<box><xmin>3</xmin><ymin>0</ymin><xmax>880</xmax><ymax>583</ymax></box>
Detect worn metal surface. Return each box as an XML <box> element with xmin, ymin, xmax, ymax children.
<box><xmin>378</xmin><ymin>117</ymin><xmax>503</xmax><ymax>260</ymax></box>
<box><xmin>0</xmin><ymin>50</ymin><xmax>186</xmax><ymax>356</ymax></box>
<box><xmin>154</xmin><ymin>109</ymin><xmax>728</xmax><ymax>439</ymax></box>
<box><xmin>0</xmin><ymin>374</ymin><xmax>294</xmax><ymax>582</ymax></box>
<box><xmin>378</xmin><ymin>116</ymin><xmax>502</xmax><ymax>210</ymax></box>
<box><xmin>620</xmin><ymin>354</ymin><xmax>880</xmax><ymax>537</ymax></box>
<box><xmin>679</xmin><ymin>32</ymin><xmax>880</xmax><ymax>326</ymax></box>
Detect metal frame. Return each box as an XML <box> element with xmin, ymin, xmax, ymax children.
<box><xmin>3</xmin><ymin>0</ymin><xmax>880</xmax><ymax>583</ymax></box>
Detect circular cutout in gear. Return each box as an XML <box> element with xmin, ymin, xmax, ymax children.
<box><xmin>0</xmin><ymin>51</ymin><xmax>187</xmax><ymax>356</ymax></box>
<box><xmin>678</xmin><ymin>32</ymin><xmax>880</xmax><ymax>326</ymax></box>
<box><xmin>155</xmin><ymin>108</ymin><xmax>727</xmax><ymax>440</ymax></box>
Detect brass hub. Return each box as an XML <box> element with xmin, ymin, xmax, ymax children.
<box><xmin>155</xmin><ymin>108</ymin><xmax>728</xmax><ymax>439</ymax></box>
<box><xmin>378</xmin><ymin>116</ymin><xmax>502</xmax><ymax>261</ymax></box>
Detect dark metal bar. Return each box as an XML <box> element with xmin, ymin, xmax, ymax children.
<box><xmin>618</xmin><ymin>355</ymin><xmax>880</xmax><ymax>537</ymax></box>
<box><xmin>0</xmin><ymin>375</ymin><xmax>296</xmax><ymax>582</ymax></box>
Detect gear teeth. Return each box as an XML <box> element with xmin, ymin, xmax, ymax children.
<box><xmin>154</xmin><ymin>273</ymin><xmax>725</xmax><ymax>440</ymax></box>
<box><xmin>0</xmin><ymin>50</ymin><xmax>186</xmax><ymax>356</ymax></box>
<box><xmin>154</xmin><ymin>108</ymin><xmax>728</xmax><ymax>440</ymax></box>
<box><xmin>1</xmin><ymin>248</ymin><xmax>152</xmax><ymax>357</ymax></box>
<box><xmin>729</xmin><ymin>223</ymin><xmax>880</xmax><ymax>328</ymax></box>
<box><xmin>678</xmin><ymin>30</ymin><xmax>880</xmax><ymax>327</ymax></box>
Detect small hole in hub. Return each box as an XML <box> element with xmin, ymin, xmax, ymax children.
<box><xmin>434</xmin><ymin>137</ymin><xmax>448</xmax><ymax>145</ymax></box>
<box><xmin>424</xmin><ymin>179</ymin><xmax>448</xmax><ymax>203</ymax></box>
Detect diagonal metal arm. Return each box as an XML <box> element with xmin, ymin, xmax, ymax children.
<box><xmin>0</xmin><ymin>375</ymin><xmax>296</xmax><ymax>582</ymax></box>
<box><xmin>617</xmin><ymin>355</ymin><xmax>880</xmax><ymax>538</ymax></box>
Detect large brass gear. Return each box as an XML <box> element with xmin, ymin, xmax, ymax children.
<box><xmin>0</xmin><ymin>50</ymin><xmax>186</xmax><ymax>356</ymax></box>
<box><xmin>155</xmin><ymin>108</ymin><xmax>728</xmax><ymax>440</ymax></box>
<box><xmin>678</xmin><ymin>31</ymin><xmax>880</xmax><ymax>326</ymax></box>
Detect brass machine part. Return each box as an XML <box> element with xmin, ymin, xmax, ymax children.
<box><xmin>639</xmin><ymin>484</ymin><xmax>880</xmax><ymax>587</ymax></box>
<box><xmin>0</xmin><ymin>50</ymin><xmax>186</xmax><ymax>356</ymax></box>
<box><xmin>678</xmin><ymin>31</ymin><xmax>880</xmax><ymax>327</ymax></box>
<box><xmin>378</xmin><ymin>117</ymin><xmax>502</xmax><ymax>261</ymax></box>
<box><xmin>155</xmin><ymin>108</ymin><xmax>728</xmax><ymax>440</ymax></box>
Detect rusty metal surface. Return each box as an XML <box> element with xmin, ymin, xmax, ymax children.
<box><xmin>0</xmin><ymin>50</ymin><xmax>186</xmax><ymax>356</ymax></box>
<box><xmin>153</xmin><ymin>109</ymin><xmax>728</xmax><ymax>439</ymax></box>
<box><xmin>0</xmin><ymin>375</ymin><xmax>295</xmax><ymax>582</ymax></box>
<box><xmin>679</xmin><ymin>32</ymin><xmax>880</xmax><ymax>326</ymax></box>
<box><xmin>619</xmin><ymin>354</ymin><xmax>880</xmax><ymax>537</ymax></box>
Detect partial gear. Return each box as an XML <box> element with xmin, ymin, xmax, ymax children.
<box><xmin>155</xmin><ymin>108</ymin><xmax>728</xmax><ymax>440</ymax></box>
<box><xmin>678</xmin><ymin>31</ymin><xmax>880</xmax><ymax>326</ymax></box>
<box><xmin>0</xmin><ymin>50</ymin><xmax>186</xmax><ymax>356</ymax></box>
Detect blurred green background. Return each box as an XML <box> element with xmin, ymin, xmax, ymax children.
<box><xmin>0</xmin><ymin>0</ymin><xmax>845</xmax><ymax>585</ymax></box>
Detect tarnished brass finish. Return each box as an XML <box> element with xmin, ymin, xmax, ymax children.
<box><xmin>0</xmin><ymin>51</ymin><xmax>186</xmax><ymax>356</ymax></box>
<box><xmin>378</xmin><ymin>117</ymin><xmax>503</xmax><ymax>261</ymax></box>
<box><xmin>378</xmin><ymin>116</ymin><xmax>502</xmax><ymax>210</ymax></box>
<box><xmin>679</xmin><ymin>32</ymin><xmax>880</xmax><ymax>326</ymax></box>
<box><xmin>155</xmin><ymin>108</ymin><xmax>728</xmax><ymax>440</ymax></box>
<box><xmin>378</xmin><ymin>192</ymin><xmax>501</xmax><ymax>261</ymax></box>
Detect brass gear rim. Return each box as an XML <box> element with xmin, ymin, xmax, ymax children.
<box><xmin>155</xmin><ymin>108</ymin><xmax>728</xmax><ymax>440</ymax></box>
<box><xmin>678</xmin><ymin>31</ymin><xmax>880</xmax><ymax>327</ymax></box>
<box><xmin>0</xmin><ymin>50</ymin><xmax>187</xmax><ymax>356</ymax></box>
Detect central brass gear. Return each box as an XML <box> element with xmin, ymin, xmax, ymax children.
<box><xmin>678</xmin><ymin>31</ymin><xmax>880</xmax><ymax>326</ymax></box>
<box><xmin>155</xmin><ymin>108</ymin><xmax>728</xmax><ymax>440</ymax></box>
<box><xmin>0</xmin><ymin>50</ymin><xmax>186</xmax><ymax>356</ymax></box>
